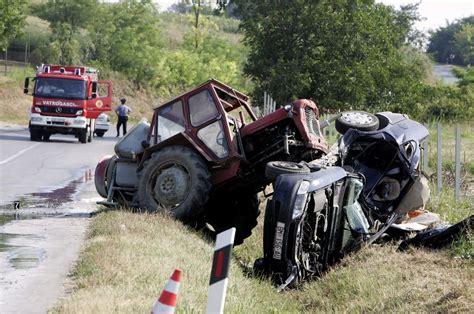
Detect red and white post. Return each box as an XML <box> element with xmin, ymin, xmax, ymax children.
<box><xmin>206</xmin><ymin>227</ymin><xmax>236</xmax><ymax>314</ymax></box>
<box><xmin>151</xmin><ymin>268</ymin><xmax>182</xmax><ymax>314</ymax></box>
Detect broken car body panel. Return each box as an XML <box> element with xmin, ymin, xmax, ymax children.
<box><xmin>260</xmin><ymin>111</ymin><xmax>431</xmax><ymax>286</ymax></box>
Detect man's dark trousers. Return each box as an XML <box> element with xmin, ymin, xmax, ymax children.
<box><xmin>117</xmin><ymin>116</ymin><xmax>128</xmax><ymax>136</ymax></box>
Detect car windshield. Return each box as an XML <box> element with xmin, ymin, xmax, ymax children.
<box><xmin>34</xmin><ymin>78</ymin><xmax>86</xmax><ymax>100</ymax></box>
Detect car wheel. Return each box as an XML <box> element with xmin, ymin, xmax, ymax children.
<box><xmin>95</xmin><ymin>131</ymin><xmax>105</xmax><ymax>137</ymax></box>
<box><xmin>335</xmin><ymin>111</ymin><xmax>379</xmax><ymax>134</ymax></box>
<box><xmin>42</xmin><ymin>133</ymin><xmax>50</xmax><ymax>141</ymax></box>
<box><xmin>137</xmin><ymin>146</ymin><xmax>211</xmax><ymax>221</ymax></box>
<box><xmin>265</xmin><ymin>161</ymin><xmax>311</xmax><ymax>180</ymax></box>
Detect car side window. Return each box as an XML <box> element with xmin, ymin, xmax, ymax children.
<box><xmin>189</xmin><ymin>89</ymin><xmax>219</xmax><ymax>126</ymax></box>
<box><xmin>157</xmin><ymin>101</ymin><xmax>185</xmax><ymax>142</ymax></box>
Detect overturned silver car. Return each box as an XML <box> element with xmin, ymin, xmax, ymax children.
<box><xmin>256</xmin><ymin>111</ymin><xmax>430</xmax><ymax>287</ymax></box>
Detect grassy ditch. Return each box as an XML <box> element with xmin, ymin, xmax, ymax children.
<box><xmin>54</xmin><ymin>198</ymin><xmax>472</xmax><ymax>312</ymax></box>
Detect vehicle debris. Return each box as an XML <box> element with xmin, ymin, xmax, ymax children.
<box><xmin>398</xmin><ymin>215</ymin><xmax>473</xmax><ymax>251</ymax></box>
<box><xmin>256</xmin><ymin>111</ymin><xmax>442</xmax><ymax>288</ymax></box>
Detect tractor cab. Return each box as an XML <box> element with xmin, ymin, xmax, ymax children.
<box><xmin>149</xmin><ymin>79</ymin><xmax>256</xmax><ymax>163</ymax></box>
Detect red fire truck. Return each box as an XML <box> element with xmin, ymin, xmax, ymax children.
<box><xmin>24</xmin><ymin>64</ymin><xmax>112</xmax><ymax>143</ymax></box>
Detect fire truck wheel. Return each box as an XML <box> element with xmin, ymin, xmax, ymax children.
<box><xmin>79</xmin><ymin>129</ymin><xmax>87</xmax><ymax>143</ymax></box>
<box><xmin>137</xmin><ymin>146</ymin><xmax>211</xmax><ymax>220</ymax></box>
<box><xmin>335</xmin><ymin>111</ymin><xmax>379</xmax><ymax>134</ymax></box>
<box><xmin>30</xmin><ymin>129</ymin><xmax>41</xmax><ymax>141</ymax></box>
<box><xmin>265</xmin><ymin>161</ymin><xmax>310</xmax><ymax>180</ymax></box>
<box><xmin>87</xmin><ymin>127</ymin><xmax>93</xmax><ymax>142</ymax></box>
<box><xmin>205</xmin><ymin>192</ymin><xmax>260</xmax><ymax>246</ymax></box>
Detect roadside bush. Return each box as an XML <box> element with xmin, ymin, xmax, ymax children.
<box><xmin>417</xmin><ymin>84</ymin><xmax>474</xmax><ymax>122</ymax></box>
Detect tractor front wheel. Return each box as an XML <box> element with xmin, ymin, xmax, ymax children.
<box><xmin>137</xmin><ymin>146</ymin><xmax>211</xmax><ymax>221</ymax></box>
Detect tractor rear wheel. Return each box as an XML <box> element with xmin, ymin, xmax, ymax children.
<box><xmin>205</xmin><ymin>192</ymin><xmax>260</xmax><ymax>246</ymax></box>
<box><xmin>137</xmin><ymin>146</ymin><xmax>211</xmax><ymax>220</ymax></box>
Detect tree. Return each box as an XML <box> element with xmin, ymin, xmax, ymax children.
<box><xmin>453</xmin><ymin>24</ymin><xmax>474</xmax><ymax>66</ymax></box>
<box><xmin>427</xmin><ymin>16</ymin><xmax>474</xmax><ymax>66</ymax></box>
<box><xmin>48</xmin><ymin>23</ymin><xmax>81</xmax><ymax>65</ymax></box>
<box><xmin>0</xmin><ymin>0</ymin><xmax>27</xmax><ymax>51</ymax></box>
<box><xmin>32</xmin><ymin>0</ymin><xmax>98</xmax><ymax>30</ymax></box>
<box><xmin>235</xmin><ymin>0</ymin><xmax>426</xmax><ymax>111</ymax></box>
<box><xmin>88</xmin><ymin>0</ymin><xmax>162</xmax><ymax>88</ymax></box>
<box><xmin>192</xmin><ymin>0</ymin><xmax>202</xmax><ymax>48</ymax></box>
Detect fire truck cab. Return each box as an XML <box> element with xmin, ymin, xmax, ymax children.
<box><xmin>24</xmin><ymin>64</ymin><xmax>112</xmax><ymax>143</ymax></box>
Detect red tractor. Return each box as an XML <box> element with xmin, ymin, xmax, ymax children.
<box><xmin>95</xmin><ymin>79</ymin><xmax>328</xmax><ymax>244</ymax></box>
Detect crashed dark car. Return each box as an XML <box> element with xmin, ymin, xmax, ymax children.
<box><xmin>256</xmin><ymin>111</ymin><xmax>430</xmax><ymax>287</ymax></box>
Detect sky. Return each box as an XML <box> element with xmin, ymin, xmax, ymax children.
<box><xmin>153</xmin><ymin>0</ymin><xmax>473</xmax><ymax>33</ymax></box>
<box><xmin>377</xmin><ymin>0</ymin><xmax>473</xmax><ymax>32</ymax></box>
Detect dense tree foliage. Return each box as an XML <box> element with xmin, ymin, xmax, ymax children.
<box><xmin>10</xmin><ymin>0</ymin><xmax>472</xmax><ymax>121</ymax></box>
<box><xmin>453</xmin><ymin>24</ymin><xmax>474</xmax><ymax>66</ymax></box>
<box><xmin>32</xmin><ymin>0</ymin><xmax>98</xmax><ymax>30</ymax></box>
<box><xmin>24</xmin><ymin>0</ymin><xmax>246</xmax><ymax>93</ymax></box>
<box><xmin>235</xmin><ymin>0</ymin><xmax>427</xmax><ymax>112</ymax></box>
<box><xmin>0</xmin><ymin>0</ymin><xmax>27</xmax><ymax>51</ymax></box>
<box><xmin>427</xmin><ymin>16</ymin><xmax>474</xmax><ymax>66</ymax></box>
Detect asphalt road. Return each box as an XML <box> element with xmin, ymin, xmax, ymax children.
<box><xmin>432</xmin><ymin>64</ymin><xmax>459</xmax><ymax>84</ymax></box>
<box><xmin>0</xmin><ymin>125</ymin><xmax>118</xmax><ymax>313</ymax></box>
<box><xmin>0</xmin><ymin>126</ymin><xmax>117</xmax><ymax>205</ymax></box>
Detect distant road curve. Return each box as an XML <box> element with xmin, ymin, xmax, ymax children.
<box><xmin>432</xmin><ymin>64</ymin><xmax>459</xmax><ymax>85</ymax></box>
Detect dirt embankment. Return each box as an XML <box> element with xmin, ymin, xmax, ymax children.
<box><xmin>0</xmin><ymin>77</ymin><xmax>31</xmax><ymax>124</ymax></box>
<box><xmin>109</xmin><ymin>79</ymin><xmax>160</xmax><ymax>123</ymax></box>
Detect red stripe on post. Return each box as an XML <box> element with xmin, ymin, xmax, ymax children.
<box><xmin>215</xmin><ymin>251</ymin><xmax>224</xmax><ymax>278</ymax></box>
<box><xmin>158</xmin><ymin>290</ymin><xmax>177</xmax><ymax>307</ymax></box>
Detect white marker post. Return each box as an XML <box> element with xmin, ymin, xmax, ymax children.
<box><xmin>206</xmin><ymin>228</ymin><xmax>236</xmax><ymax>314</ymax></box>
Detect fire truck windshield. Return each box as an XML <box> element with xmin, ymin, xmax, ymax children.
<box><xmin>34</xmin><ymin>78</ymin><xmax>86</xmax><ymax>100</ymax></box>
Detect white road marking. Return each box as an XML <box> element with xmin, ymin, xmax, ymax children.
<box><xmin>0</xmin><ymin>143</ymin><xmax>41</xmax><ymax>165</ymax></box>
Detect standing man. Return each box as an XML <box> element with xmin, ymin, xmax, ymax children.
<box><xmin>115</xmin><ymin>98</ymin><xmax>132</xmax><ymax>137</ymax></box>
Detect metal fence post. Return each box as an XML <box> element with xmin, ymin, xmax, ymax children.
<box><xmin>423</xmin><ymin>139</ymin><xmax>429</xmax><ymax>172</ymax></box>
<box><xmin>455</xmin><ymin>125</ymin><xmax>461</xmax><ymax>201</ymax></box>
<box><xmin>263</xmin><ymin>91</ymin><xmax>268</xmax><ymax>116</ymax></box>
<box><xmin>437</xmin><ymin>123</ymin><xmax>442</xmax><ymax>194</ymax></box>
<box><xmin>423</xmin><ymin>124</ymin><xmax>429</xmax><ymax>172</ymax></box>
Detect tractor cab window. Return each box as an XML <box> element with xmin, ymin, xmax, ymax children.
<box><xmin>35</xmin><ymin>78</ymin><xmax>86</xmax><ymax>100</ymax></box>
<box><xmin>214</xmin><ymin>86</ymin><xmax>253</xmax><ymax>125</ymax></box>
<box><xmin>197</xmin><ymin>120</ymin><xmax>229</xmax><ymax>158</ymax></box>
<box><xmin>189</xmin><ymin>89</ymin><xmax>219</xmax><ymax>126</ymax></box>
<box><xmin>157</xmin><ymin>101</ymin><xmax>185</xmax><ymax>142</ymax></box>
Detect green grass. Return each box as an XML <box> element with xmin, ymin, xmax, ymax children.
<box><xmin>54</xmin><ymin>200</ymin><xmax>473</xmax><ymax>313</ymax></box>
<box><xmin>53</xmin><ymin>210</ymin><xmax>299</xmax><ymax>313</ymax></box>
<box><xmin>0</xmin><ymin>66</ymin><xmax>35</xmax><ymax>86</ymax></box>
<box><xmin>159</xmin><ymin>12</ymin><xmax>242</xmax><ymax>49</ymax></box>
